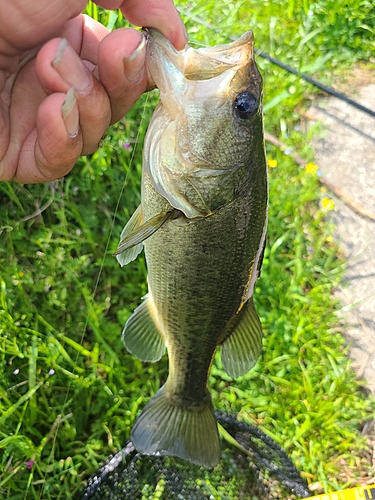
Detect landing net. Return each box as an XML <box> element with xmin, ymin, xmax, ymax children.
<box><xmin>79</xmin><ymin>411</ymin><xmax>310</xmax><ymax>500</ymax></box>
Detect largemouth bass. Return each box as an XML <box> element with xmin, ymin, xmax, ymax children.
<box><xmin>116</xmin><ymin>29</ymin><xmax>268</xmax><ymax>469</ymax></box>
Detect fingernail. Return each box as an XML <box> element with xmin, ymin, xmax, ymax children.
<box><xmin>61</xmin><ymin>87</ymin><xmax>79</xmax><ymax>138</ymax></box>
<box><xmin>123</xmin><ymin>35</ymin><xmax>146</xmax><ymax>83</ymax></box>
<box><xmin>52</xmin><ymin>38</ymin><xmax>91</xmax><ymax>92</ymax></box>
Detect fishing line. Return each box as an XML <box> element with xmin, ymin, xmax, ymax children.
<box><xmin>45</xmin><ymin>31</ymin><xmax>212</xmax><ymax>497</ymax></box>
<box><xmin>181</xmin><ymin>9</ymin><xmax>375</xmax><ymax>118</ymax></box>
<box><xmin>36</xmin><ymin>94</ymin><xmax>151</xmax><ymax>500</ymax></box>
<box><xmin>254</xmin><ymin>48</ymin><xmax>375</xmax><ymax>118</ymax></box>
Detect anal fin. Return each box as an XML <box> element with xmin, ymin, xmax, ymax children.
<box><xmin>123</xmin><ymin>294</ymin><xmax>166</xmax><ymax>362</ymax></box>
<box><xmin>220</xmin><ymin>297</ymin><xmax>263</xmax><ymax>378</ymax></box>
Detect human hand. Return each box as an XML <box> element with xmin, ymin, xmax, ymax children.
<box><xmin>0</xmin><ymin>0</ymin><xmax>187</xmax><ymax>183</ymax></box>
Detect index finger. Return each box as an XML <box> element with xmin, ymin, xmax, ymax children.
<box><xmin>97</xmin><ymin>0</ymin><xmax>188</xmax><ymax>50</ymax></box>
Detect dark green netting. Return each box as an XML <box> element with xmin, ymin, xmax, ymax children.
<box><xmin>79</xmin><ymin>412</ymin><xmax>310</xmax><ymax>499</ymax></box>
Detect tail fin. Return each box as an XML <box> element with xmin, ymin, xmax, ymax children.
<box><xmin>131</xmin><ymin>385</ymin><xmax>220</xmax><ymax>469</ymax></box>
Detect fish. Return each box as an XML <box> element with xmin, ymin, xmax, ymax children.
<box><xmin>115</xmin><ymin>28</ymin><xmax>268</xmax><ymax>469</ymax></box>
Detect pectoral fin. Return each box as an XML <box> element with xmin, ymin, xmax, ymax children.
<box><xmin>115</xmin><ymin>207</ymin><xmax>175</xmax><ymax>266</ymax></box>
<box><xmin>122</xmin><ymin>294</ymin><xmax>166</xmax><ymax>362</ymax></box>
<box><xmin>221</xmin><ymin>298</ymin><xmax>263</xmax><ymax>378</ymax></box>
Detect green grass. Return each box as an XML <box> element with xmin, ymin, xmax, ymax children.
<box><xmin>1</xmin><ymin>1</ymin><xmax>375</xmax><ymax>498</ymax></box>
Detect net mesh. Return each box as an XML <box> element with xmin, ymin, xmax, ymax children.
<box><xmin>79</xmin><ymin>412</ymin><xmax>311</xmax><ymax>499</ymax></box>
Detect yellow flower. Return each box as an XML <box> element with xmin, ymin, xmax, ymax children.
<box><xmin>267</xmin><ymin>158</ymin><xmax>277</xmax><ymax>168</ymax></box>
<box><xmin>305</xmin><ymin>162</ymin><xmax>318</xmax><ymax>174</ymax></box>
<box><xmin>321</xmin><ymin>197</ymin><xmax>335</xmax><ymax>210</ymax></box>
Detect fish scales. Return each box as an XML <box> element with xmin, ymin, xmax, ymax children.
<box><xmin>116</xmin><ymin>28</ymin><xmax>268</xmax><ymax>469</ymax></box>
<box><xmin>144</xmin><ymin>173</ymin><xmax>266</xmax><ymax>398</ymax></box>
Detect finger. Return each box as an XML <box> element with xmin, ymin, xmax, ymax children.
<box><xmin>0</xmin><ymin>80</ymin><xmax>10</xmax><ymax>166</ymax></box>
<box><xmin>14</xmin><ymin>91</ymin><xmax>83</xmax><ymax>183</ymax></box>
<box><xmin>123</xmin><ymin>0</ymin><xmax>187</xmax><ymax>50</ymax></box>
<box><xmin>36</xmin><ymin>37</ymin><xmax>111</xmax><ymax>155</ymax></box>
<box><xmin>98</xmin><ymin>28</ymin><xmax>148</xmax><ymax>124</ymax></box>
<box><xmin>0</xmin><ymin>1</ymin><xmax>87</xmax><ymax>62</ymax></box>
<box><xmin>96</xmin><ymin>0</ymin><xmax>188</xmax><ymax>50</ymax></box>
<box><xmin>62</xmin><ymin>14</ymin><xmax>109</xmax><ymax>64</ymax></box>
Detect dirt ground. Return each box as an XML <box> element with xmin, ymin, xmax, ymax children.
<box><xmin>308</xmin><ymin>74</ymin><xmax>375</xmax><ymax>396</ymax></box>
<box><xmin>305</xmin><ymin>68</ymin><xmax>375</xmax><ymax>488</ymax></box>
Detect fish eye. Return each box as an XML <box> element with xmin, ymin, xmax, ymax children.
<box><xmin>233</xmin><ymin>91</ymin><xmax>258</xmax><ymax>120</ymax></box>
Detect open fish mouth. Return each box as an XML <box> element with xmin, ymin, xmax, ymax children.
<box><xmin>145</xmin><ymin>28</ymin><xmax>254</xmax><ymax>80</ymax></box>
<box><xmin>144</xmin><ymin>28</ymin><xmax>255</xmax><ymax>121</ymax></box>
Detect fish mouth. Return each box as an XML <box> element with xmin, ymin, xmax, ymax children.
<box><xmin>144</xmin><ymin>28</ymin><xmax>254</xmax><ymax>119</ymax></box>
<box><xmin>145</xmin><ymin>28</ymin><xmax>254</xmax><ymax>80</ymax></box>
